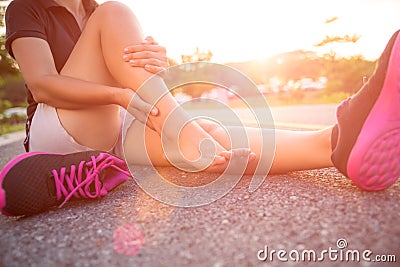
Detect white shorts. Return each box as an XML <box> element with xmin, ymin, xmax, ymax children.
<box><xmin>29</xmin><ymin>103</ymin><xmax>135</xmax><ymax>158</ymax></box>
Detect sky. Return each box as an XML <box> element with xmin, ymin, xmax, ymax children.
<box><xmin>101</xmin><ymin>0</ymin><xmax>400</xmax><ymax>63</ymax></box>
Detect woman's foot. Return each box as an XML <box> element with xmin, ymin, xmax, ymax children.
<box><xmin>162</xmin><ymin>123</ymin><xmax>229</xmax><ymax>172</ymax></box>
<box><xmin>331</xmin><ymin>30</ymin><xmax>400</xmax><ymax>191</ymax></box>
<box><xmin>163</xmin><ymin>119</ymin><xmax>256</xmax><ymax>173</ymax></box>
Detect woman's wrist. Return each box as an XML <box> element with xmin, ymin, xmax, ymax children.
<box><xmin>111</xmin><ymin>87</ymin><xmax>133</xmax><ymax>108</ymax></box>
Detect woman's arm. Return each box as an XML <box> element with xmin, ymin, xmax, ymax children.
<box><xmin>12</xmin><ymin>37</ymin><xmax>131</xmax><ymax>109</ymax></box>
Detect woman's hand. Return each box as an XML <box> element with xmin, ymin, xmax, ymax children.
<box><xmin>119</xmin><ymin>88</ymin><xmax>158</xmax><ymax>130</ymax></box>
<box><xmin>123</xmin><ymin>36</ymin><xmax>168</xmax><ymax>74</ymax></box>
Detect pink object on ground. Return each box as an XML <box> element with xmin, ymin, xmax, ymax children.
<box><xmin>113</xmin><ymin>223</ymin><xmax>146</xmax><ymax>256</ymax></box>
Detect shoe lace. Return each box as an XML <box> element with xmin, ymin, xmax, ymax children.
<box><xmin>51</xmin><ymin>154</ymin><xmax>131</xmax><ymax>208</ymax></box>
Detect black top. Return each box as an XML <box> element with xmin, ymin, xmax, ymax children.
<box><xmin>5</xmin><ymin>0</ymin><xmax>98</xmax><ymax>151</ymax></box>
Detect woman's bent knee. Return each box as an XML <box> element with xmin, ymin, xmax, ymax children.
<box><xmin>93</xmin><ymin>1</ymin><xmax>136</xmax><ymax>22</ymax></box>
<box><xmin>86</xmin><ymin>1</ymin><xmax>142</xmax><ymax>43</ymax></box>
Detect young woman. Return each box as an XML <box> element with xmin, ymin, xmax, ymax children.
<box><xmin>4</xmin><ymin>0</ymin><xmax>331</xmax><ymax>171</ymax></box>
<box><xmin>1</xmin><ymin>0</ymin><xmax>399</xmax><ymax>215</ymax></box>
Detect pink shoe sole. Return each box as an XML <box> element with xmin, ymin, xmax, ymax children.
<box><xmin>347</xmin><ymin>34</ymin><xmax>400</xmax><ymax>191</ymax></box>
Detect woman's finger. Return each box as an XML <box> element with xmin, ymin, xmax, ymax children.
<box><xmin>128</xmin><ymin>107</ymin><xmax>147</xmax><ymax>124</ymax></box>
<box><xmin>124</xmin><ymin>44</ymin><xmax>166</xmax><ymax>54</ymax></box>
<box><xmin>128</xmin><ymin>51</ymin><xmax>166</xmax><ymax>61</ymax></box>
<box><xmin>143</xmin><ymin>36</ymin><xmax>158</xmax><ymax>45</ymax></box>
<box><xmin>129</xmin><ymin>93</ymin><xmax>158</xmax><ymax>116</ymax></box>
<box><xmin>127</xmin><ymin>106</ymin><xmax>157</xmax><ymax>131</ymax></box>
<box><xmin>123</xmin><ymin>50</ymin><xmax>161</xmax><ymax>61</ymax></box>
<box><xmin>129</xmin><ymin>58</ymin><xmax>168</xmax><ymax>69</ymax></box>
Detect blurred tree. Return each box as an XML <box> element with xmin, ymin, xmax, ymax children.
<box><xmin>0</xmin><ymin>0</ymin><xmax>26</xmax><ymax>107</ymax></box>
<box><xmin>0</xmin><ymin>97</ymin><xmax>11</xmax><ymax>113</ymax></box>
<box><xmin>181</xmin><ymin>47</ymin><xmax>213</xmax><ymax>63</ymax></box>
<box><xmin>177</xmin><ymin>48</ymin><xmax>215</xmax><ymax>98</ymax></box>
<box><xmin>1</xmin><ymin>75</ymin><xmax>26</xmax><ymax>104</ymax></box>
<box><xmin>226</xmin><ymin>49</ymin><xmax>376</xmax><ymax>95</ymax></box>
<box><xmin>315</xmin><ymin>34</ymin><xmax>361</xmax><ymax>48</ymax></box>
<box><xmin>313</xmin><ymin>16</ymin><xmax>375</xmax><ymax>94</ymax></box>
<box><xmin>227</xmin><ymin>50</ymin><xmax>325</xmax><ymax>88</ymax></box>
<box><xmin>0</xmin><ymin>0</ymin><xmax>19</xmax><ymax>76</ymax></box>
<box><xmin>314</xmin><ymin>16</ymin><xmax>361</xmax><ymax>62</ymax></box>
<box><xmin>324</xmin><ymin>55</ymin><xmax>375</xmax><ymax>94</ymax></box>
<box><xmin>167</xmin><ymin>57</ymin><xmax>178</xmax><ymax>67</ymax></box>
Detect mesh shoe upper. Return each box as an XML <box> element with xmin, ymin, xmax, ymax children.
<box><xmin>0</xmin><ymin>151</ymin><xmax>131</xmax><ymax>216</ymax></box>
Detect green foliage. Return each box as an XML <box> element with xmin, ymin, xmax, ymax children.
<box><xmin>0</xmin><ymin>122</ymin><xmax>24</xmax><ymax>135</ymax></box>
<box><xmin>0</xmin><ymin>0</ymin><xmax>24</xmax><ymax>107</ymax></box>
<box><xmin>0</xmin><ymin>35</ymin><xmax>19</xmax><ymax>76</ymax></box>
<box><xmin>0</xmin><ymin>98</ymin><xmax>11</xmax><ymax>112</ymax></box>
<box><xmin>0</xmin><ymin>1</ymin><xmax>20</xmax><ymax>77</ymax></box>
<box><xmin>314</xmin><ymin>34</ymin><xmax>361</xmax><ymax>47</ymax></box>
<box><xmin>324</xmin><ymin>56</ymin><xmax>375</xmax><ymax>93</ymax></box>
<box><xmin>169</xmin><ymin>53</ymin><xmax>216</xmax><ymax>98</ymax></box>
<box><xmin>0</xmin><ymin>74</ymin><xmax>26</xmax><ymax>105</ymax></box>
<box><xmin>227</xmin><ymin>51</ymin><xmax>376</xmax><ymax>95</ymax></box>
<box><xmin>0</xmin><ymin>0</ymin><xmax>6</xmax><ymax>28</ymax></box>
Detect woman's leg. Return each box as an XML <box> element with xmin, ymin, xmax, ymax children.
<box><xmin>124</xmin><ymin>116</ymin><xmax>333</xmax><ymax>174</ymax></box>
<box><xmin>269</xmin><ymin>127</ymin><xmax>333</xmax><ymax>173</ymax></box>
<box><xmin>58</xmin><ymin>2</ymin><xmax>228</xmax><ymax>168</ymax></box>
<box><xmin>57</xmin><ymin>1</ymin><xmax>333</xmax><ymax>174</ymax></box>
<box><xmin>197</xmin><ymin>120</ymin><xmax>333</xmax><ymax>174</ymax></box>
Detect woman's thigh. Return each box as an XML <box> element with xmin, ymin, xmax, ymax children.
<box><xmin>60</xmin><ymin>6</ymin><xmax>118</xmax><ymax>86</ymax></box>
<box><xmin>55</xmin><ymin>4</ymin><xmax>128</xmax><ymax>151</ymax></box>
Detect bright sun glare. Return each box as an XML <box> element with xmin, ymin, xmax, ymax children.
<box><xmin>100</xmin><ymin>0</ymin><xmax>400</xmax><ymax>63</ymax></box>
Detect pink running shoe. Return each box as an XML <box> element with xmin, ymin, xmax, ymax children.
<box><xmin>0</xmin><ymin>151</ymin><xmax>131</xmax><ymax>216</ymax></box>
<box><xmin>331</xmin><ymin>30</ymin><xmax>400</xmax><ymax>191</ymax></box>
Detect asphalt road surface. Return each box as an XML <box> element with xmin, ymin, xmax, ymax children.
<box><xmin>0</xmin><ymin>104</ymin><xmax>399</xmax><ymax>267</ymax></box>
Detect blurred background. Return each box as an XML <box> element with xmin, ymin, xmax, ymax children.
<box><xmin>1</xmin><ymin>0</ymin><xmax>400</xmax><ymax>135</ymax></box>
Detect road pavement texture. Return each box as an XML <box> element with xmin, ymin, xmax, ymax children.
<box><xmin>0</xmin><ymin>105</ymin><xmax>399</xmax><ymax>267</ymax></box>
